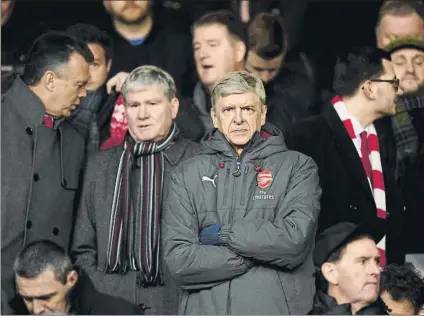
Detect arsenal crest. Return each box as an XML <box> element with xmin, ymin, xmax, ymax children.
<box><xmin>257</xmin><ymin>170</ymin><xmax>273</xmax><ymax>189</ymax></box>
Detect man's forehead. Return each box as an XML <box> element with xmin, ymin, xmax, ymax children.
<box><xmin>247</xmin><ymin>52</ymin><xmax>283</xmax><ymax>68</ymax></box>
<box><xmin>194</xmin><ymin>24</ymin><xmax>229</xmax><ymax>39</ymax></box>
<box><xmin>16</xmin><ymin>271</ymin><xmax>60</xmax><ymax>295</ymax></box>
<box><xmin>217</xmin><ymin>93</ymin><xmax>260</xmax><ymax>105</ymax></box>
<box><xmin>343</xmin><ymin>238</ymin><xmax>380</xmax><ymax>258</ymax></box>
<box><xmin>381</xmin><ymin>13</ymin><xmax>423</xmax><ymax>32</ymax></box>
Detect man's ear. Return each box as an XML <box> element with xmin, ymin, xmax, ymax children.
<box><xmin>43</xmin><ymin>71</ymin><xmax>56</xmax><ymax>92</ymax></box>
<box><xmin>106</xmin><ymin>59</ymin><xmax>112</xmax><ymax>73</ymax></box>
<box><xmin>65</xmin><ymin>270</ymin><xmax>78</xmax><ymax>289</ymax></box>
<box><xmin>321</xmin><ymin>262</ymin><xmax>339</xmax><ymax>286</ymax></box>
<box><xmin>261</xmin><ymin>104</ymin><xmax>267</xmax><ymax>126</ymax></box>
<box><xmin>211</xmin><ymin>108</ymin><xmax>219</xmax><ymax>129</ymax></box>
<box><xmin>235</xmin><ymin>41</ymin><xmax>247</xmax><ymax>64</ymax></box>
<box><xmin>170</xmin><ymin>97</ymin><xmax>179</xmax><ymax>120</ymax></box>
<box><xmin>361</xmin><ymin>80</ymin><xmax>377</xmax><ymax>100</ymax></box>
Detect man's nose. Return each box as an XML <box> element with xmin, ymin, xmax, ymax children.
<box><xmin>259</xmin><ymin>71</ymin><xmax>272</xmax><ymax>84</ymax></box>
<box><xmin>79</xmin><ymin>88</ymin><xmax>87</xmax><ymax>98</ymax></box>
<box><xmin>369</xmin><ymin>261</ymin><xmax>381</xmax><ymax>276</ymax></box>
<box><xmin>233</xmin><ymin>108</ymin><xmax>243</xmax><ymax>124</ymax></box>
<box><xmin>137</xmin><ymin>104</ymin><xmax>149</xmax><ymax>119</ymax></box>
<box><xmin>32</xmin><ymin>300</ymin><xmax>45</xmax><ymax>315</ymax></box>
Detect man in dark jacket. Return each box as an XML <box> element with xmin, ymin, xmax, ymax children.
<box><xmin>9</xmin><ymin>240</ymin><xmax>141</xmax><ymax>315</ymax></box>
<box><xmin>1</xmin><ymin>31</ymin><xmax>93</xmax><ymax>305</ymax></box>
<box><xmin>286</xmin><ymin>47</ymin><xmax>405</xmax><ymax>265</ymax></box>
<box><xmin>189</xmin><ymin>10</ymin><xmax>247</xmax><ymax>134</ymax></box>
<box><xmin>382</xmin><ymin>38</ymin><xmax>424</xmax><ymax>260</ymax></box>
<box><xmin>65</xmin><ymin>23</ymin><xmax>113</xmax><ymax>149</ymax></box>
<box><xmin>71</xmin><ymin>65</ymin><xmax>200</xmax><ymax>315</ymax></box>
<box><xmin>102</xmin><ymin>0</ymin><xmax>196</xmax><ymax>98</ymax></box>
<box><xmin>310</xmin><ymin>219</ymin><xmax>389</xmax><ymax>315</ymax></box>
<box><xmin>163</xmin><ymin>71</ymin><xmax>321</xmax><ymax>314</ymax></box>
<box><xmin>245</xmin><ymin>12</ymin><xmax>316</xmax><ymax>134</ymax></box>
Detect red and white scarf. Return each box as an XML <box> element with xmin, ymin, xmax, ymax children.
<box><xmin>332</xmin><ymin>96</ymin><xmax>387</xmax><ymax>267</ymax></box>
<box><xmin>100</xmin><ymin>94</ymin><xmax>128</xmax><ymax>150</ymax></box>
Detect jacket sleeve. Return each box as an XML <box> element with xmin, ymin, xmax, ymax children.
<box><xmin>162</xmin><ymin>169</ymin><xmax>253</xmax><ymax>291</ymax></box>
<box><xmin>71</xmin><ymin>164</ymin><xmax>101</xmax><ymax>275</ymax></box>
<box><xmin>219</xmin><ymin>155</ymin><xmax>321</xmax><ymax>270</ymax></box>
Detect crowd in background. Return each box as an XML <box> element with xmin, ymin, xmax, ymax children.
<box><xmin>1</xmin><ymin>0</ymin><xmax>424</xmax><ymax>315</ymax></box>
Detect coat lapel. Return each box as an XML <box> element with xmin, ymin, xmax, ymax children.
<box><xmin>324</xmin><ymin>106</ymin><xmax>375</xmax><ymax>204</ymax></box>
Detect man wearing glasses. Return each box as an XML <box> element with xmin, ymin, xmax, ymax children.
<box><xmin>286</xmin><ymin>47</ymin><xmax>405</xmax><ymax>266</ymax></box>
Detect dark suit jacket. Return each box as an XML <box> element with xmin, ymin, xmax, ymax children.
<box><xmin>285</xmin><ymin>104</ymin><xmax>405</xmax><ymax>264</ymax></box>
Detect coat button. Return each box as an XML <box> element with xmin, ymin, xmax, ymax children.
<box><xmin>33</xmin><ymin>173</ymin><xmax>40</xmax><ymax>181</ymax></box>
<box><xmin>25</xmin><ymin>127</ymin><xmax>33</xmax><ymax>135</ymax></box>
<box><xmin>52</xmin><ymin>227</ymin><xmax>59</xmax><ymax>236</ymax></box>
<box><xmin>26</xmin><ymin>221</ymin><xmax>32</xmax><ymax>229</ymax></box>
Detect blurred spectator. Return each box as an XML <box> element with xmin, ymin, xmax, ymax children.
<box><xmin>102</xmin><ymin>0</ymin><xmax>195</xmax><ymax>97</ymax></box>
<box><xmin>380</xmin><ymin>262</ymin><xmax>424</xmax><ymax>315</ymax></box>
<box><xmin>380</xmin><ymin>38</ymin><xmax>424</xmax><ymax>263</ymax></box>
<box><xmin>1</xmin><ymin>31</ymin><xmax>92</xmax><ymax>305</ymax></box>
<box><xmin>9</xmin><ymin>240</ymin><xmax>142</xmax><ymax>315</ymax></box>
<box><xmin>1</xmin><ymin>0</ymin><xmax>49</xmax><ymax>92</ymax></box>
<box><xmin>165</xmin><ymin>0</ymin><xmax>308</xmax><ymax>51</ymax></box>
<box><xmin>286</xmin><ymin>47</ymin><xmax>405</xmax><ymax>265</ymax></box>
<box><xmin>72</xmin><ymin>66</ymin><xmax>199</xmax><ymax>314</ymax></box>
<box><xmin>190</xmin><ymin>10</ymin><xmax>246</xmax><ymax>133</ymax></box>
<box><xmin>1</xmin><ymin>0</ymin><xmax>14</xmax><ymax>26</ymax></box>
<box><xmin>65</xmin><ymin>23</ymin><xmax>114</xmax><ymax>146</ymax></box>
<box><xmin>246</xmin><ymin>12</ymin><xmax>315</xmax><ymax>135</ymax></box>
<box><xmin>311</xmin><ymin>220</ymin><xmax>389</xmax><ymax>315</ymax></box>
<box><xmin>376</xmin><ymin>0</ymin><xmax>424</xmax><ymax>48</ymax></box>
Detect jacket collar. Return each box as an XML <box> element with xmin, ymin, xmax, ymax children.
<box><xmin>6</xmin><ymin>77</ymin><xmax>47</xmax><ymax>129</ymax></box>
<box><xmin>162</xmin><ymin>133</ymin><xmax>192</xmax><ymax>166</ymax></box>
<box><xmin>312</xmin><ymin>291</ymin><xmax>389</xmax><ymax>315</ymax></box>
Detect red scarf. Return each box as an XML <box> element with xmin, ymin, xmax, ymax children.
<box><xmin>100</xmin><ymin>94</ymin><xmax>128</xmax><ymax>150</ymax></box>
<box><xmin>332</xmin><ymin>96</ymin><xmax>387</xmax><ymax>267</ymax></box>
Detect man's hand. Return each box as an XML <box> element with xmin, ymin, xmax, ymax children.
<box><xmin>199</xmin><ymin>224</ymin><xmax>222</xmax><ymax>246</ymax></box>
<box><xmin>106</xmin><ymin>72</ymin><xmax>130</xmax><ymax>94</ymax></box>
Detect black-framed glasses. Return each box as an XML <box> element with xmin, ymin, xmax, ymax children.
<box><xmin>370</xmin><ymin>78</ymin><xmax>400</xmax><ymax>91</ymax></box>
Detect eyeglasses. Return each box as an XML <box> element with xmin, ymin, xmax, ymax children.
<box><xmin>369</xmin><ymin>78</ymin><xmax>400</xmax><ymax>91</ymax></box>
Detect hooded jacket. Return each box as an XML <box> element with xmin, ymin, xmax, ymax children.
<box><xmin>162</xmin><ymin>123</ymin><xmax>321</xmax><ymax>314</ymax></box>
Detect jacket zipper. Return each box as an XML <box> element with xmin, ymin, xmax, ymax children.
<box><xmin>240</xmin><ymin>166</ymin><xmax>250</xmax><ymax>205</ymax></box>
<box><xmin>223</xmin><ymin>164</ymin><xmax>231</xmax><ymax>205</ymax></box>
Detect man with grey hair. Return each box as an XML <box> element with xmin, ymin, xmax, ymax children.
<box><xmin>71</xmin><ymin>65</ymin><xmax>199</xmax><ymax>314</ymax></box>
<box><xmin>9</xmin><ymin>240</ymin><xmax>141</xmax><ymax>315</ymax></box>
<box><xmin>163</xmin><ymin>71</ymin><xmax>321</xmax><ymax>314</ymax></box>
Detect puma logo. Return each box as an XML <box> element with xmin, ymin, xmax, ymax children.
<box><xmin>201</xmin><ymin>175</ymin><xmax>217</xmax><ymax>188</ymax></box>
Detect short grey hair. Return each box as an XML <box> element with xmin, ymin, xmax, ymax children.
<box><xmin>13</xmin><ymin>240</ymin><xmax>73</xmax><ymax>284</ymax></box>
<box><xmin>211</xmin><ymin>71</ymin><xmax>266</xmax><ymax>109</ymax></box>
<box><xmin>121</xmin><ymin>65</ymin><xmax>176</xmax><ymax>102</ymax></box>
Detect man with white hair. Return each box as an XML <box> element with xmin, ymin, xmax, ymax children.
<box><xmin>71</xmin><ymin>65</ymin><xmax>199</xmax><ymax>314</ymax></box>
<box><xmin>163</xmin><ymin>71</ymin><xmax>321</xmax><ymax>314</ymax></box>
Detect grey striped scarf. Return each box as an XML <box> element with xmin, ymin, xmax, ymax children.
<box><xmin>392</xmin><ymin>94</ymin><xmax>424</xmax><ymax>180</ymax></box>
<box><xmin>106</xmin><ymin>123</ymin><xmax>179</xmax><ymax>285</ymax></box>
